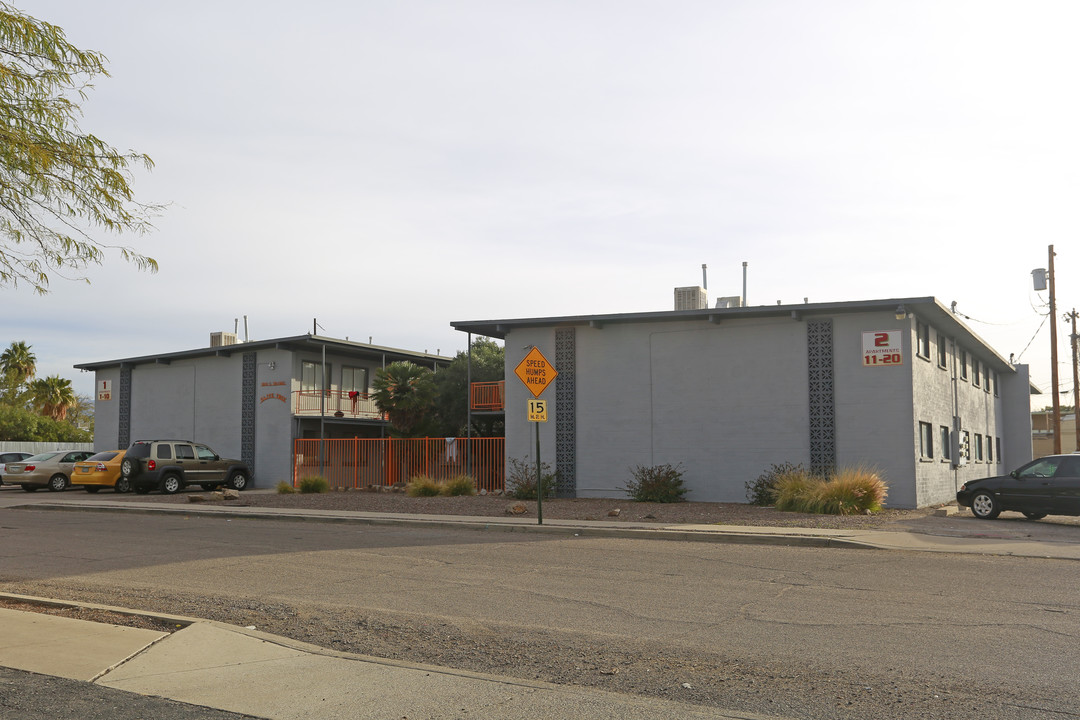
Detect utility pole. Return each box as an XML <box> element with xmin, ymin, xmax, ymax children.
<box><xmin>1071</xmin><ymin>308</ymin><xmax>1080</xmax><ymax>452</ymax></box>
<box><xmin>1049</xmin><ymin>245</ymin><xmax>1061</xmax><ymax>454</ymax></box>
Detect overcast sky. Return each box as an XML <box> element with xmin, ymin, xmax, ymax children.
<box><xmin>6</xmin><ymin>0</ymin><xmax>1078</xmax><ymax>408</ymax></box>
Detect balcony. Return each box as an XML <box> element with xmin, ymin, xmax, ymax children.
<box><xmin>470</xmin><ymin>381</ymin><xmax>505</xmax><ymax>411</ymax></box>
<box><xmin>293</xmin><ymin>390</ymin><xmax>386</xmax><ymax>420</ymax></box>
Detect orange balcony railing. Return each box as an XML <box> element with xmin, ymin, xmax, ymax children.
<box><xmin>470</xmin><ymin>381</ymin><xmax>505</xmax><ymax>411</ymax></box>
<box><xmin>293</xmin><ymin>437</ymin><xmax>505</xmax><ymax>492</ymax></box>
<box><xmin>293</xmin><ymin>390</ymin><xmax>386</xmax><ymax>420</ymax></box>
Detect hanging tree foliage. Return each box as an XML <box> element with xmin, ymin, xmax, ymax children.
<box><xmin>0</xmin><ymin>2</ymin><xmax>159</xmax><ymax>293</ymax></box>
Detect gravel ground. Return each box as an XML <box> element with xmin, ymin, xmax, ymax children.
<box><xmin>106</xmin><ymin>487</ymin><xmax>941</xmax><ymax>529</ymax></box>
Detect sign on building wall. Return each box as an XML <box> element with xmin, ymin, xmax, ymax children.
<box><xmin>97</xmin><ymin>379</ymin><xmax>112</xmax><ymax>401</ymax></box>
<box><xmin>862</xmin><ymin>331</ymin><xmax>903</xmax><ymax>367</ymax></box>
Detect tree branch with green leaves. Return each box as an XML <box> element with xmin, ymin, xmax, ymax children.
<box><xmin>0</xmin><ymin>2</ymin><xmax>160</xmax><ymax>293</ymax></box>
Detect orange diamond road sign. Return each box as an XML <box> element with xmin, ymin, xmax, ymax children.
<box><xmin>514</xmin><ymin>346</ymin><xmax>557</xmax><ymax>398</ymax></box>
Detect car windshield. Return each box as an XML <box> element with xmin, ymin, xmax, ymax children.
<box><xmin>24</xmin><ymin>452</ymin><xmax>61</xmax><ymax>462</ymax></box>
<box><xmin>87</xmin><ymin>451</ymin><xmax>118</xmax><ymax>462</ymax></box>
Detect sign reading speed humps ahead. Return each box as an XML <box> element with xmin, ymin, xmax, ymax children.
<box><xmin>514</xmin><ymin>346</ymin><xmax>558</xmax><ymax>397</ymax></box>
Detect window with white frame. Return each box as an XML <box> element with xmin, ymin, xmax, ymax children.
<box><xmin>940</xmin><ymin>426</ymin><xmax>951</xmax><ymax>461</ymax></box>
<box><xmin>974</xmin><ymin>434</ymin><xmax>984</xmax><ymax>462</ymax></box>
<box><xmin>301</xmin><ymin>360</ymin><xmax>330</xmax><ymax>394</ymax></box>
<box><xmin>342</xmin><ymin>366</ymin><xmax>369</xmax><ymax>394</ymax></box>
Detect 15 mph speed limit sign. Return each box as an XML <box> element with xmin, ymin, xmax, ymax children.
<box><xmin>527</xmin><ymin>398</ymin><xmax>548</xmax><ymax>422</ymax></box>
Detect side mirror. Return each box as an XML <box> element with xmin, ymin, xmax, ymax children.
<box><xmin>1010</xmin><ymin>470</ymin><xmax>1019</xmax><ymax>479</ymax></box>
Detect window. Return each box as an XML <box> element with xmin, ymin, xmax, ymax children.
<box><xmin>996</xmin><ymin>437</ymin><xmax>1002</xmax><ymax>463</ymax></box>
<box><xmin>156</xmin><ymin>444</ymin><xmax>172</xmax><ymax>460</ymax></box>
<box><xmin>974</xmin><ymin>434</ymin><xmax>984</xmax><ymax>462</ymax></box>
<box><xmin>993</xmin><ymin>372</ymin><xmax>999</xmax><ymax>397</ymax></box>
<box><xmin>919</xmin><ymin>422</ymin><xmax>934</xmax><ymax>459</ymax></box>
<box><xmin>972</xmin><ymin>360</ymin><xmax>981</xmax><ymax>388</ymax></box>
<box><xmin>916</xmin><ymin>321</ymin><xmax>931</xmax><ymax>359</ymax></box>
<box><xmin>940</xmin><ymin>426</ymin><xmax>952</xmax><ymax>461</ymax></box>
<box><xmin>175</xmin><ymin>444</ymin><xmax>195</xmax><ymax>460</ymax></box>
<box><xmin>196</xmin><ymin>445</ymin><xmax>217</xmax><ymax>461</ymax></box>
<box><xmin>302</xmin><ymin>360</ymin><xmax>331</xmax><ymax>394</ymax></box>
<box><xmin>937</xmin><ymin>332</ymin><xmax>948</xmax><ymax>368</ymax></box>
<box><xmin>1017</xmin><ymin>457</ymin><xmax>1062</xmax><ymax>479</ymax></box>
<box><xmin>960</xmin><ymin>349</ymin><xmax>968</xmax><ymax>380</ymax></box>
<box><xmin>342</xmin><ymin>366</ymin><xmax>369</xmax><ymax>394</ymax></box>
<box><xmin>985</xmin><ymin>369</ymin><xmax>992</xmax><ymax>394</ymax></box>
<box><xmin>987</xmin><ymin>435</ymin><xmax>993</xmax><ymax>463</ymax></box>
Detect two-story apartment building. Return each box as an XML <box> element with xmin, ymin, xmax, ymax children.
<box><xmin>75</xmin><ymin>333</ymin><xmax>451</xmax><ymax>485</ymax></box>
<box><xmin>453</xmin><ymin>297</ymin><xmax>1035</xmax><ymax>508</ymax></box>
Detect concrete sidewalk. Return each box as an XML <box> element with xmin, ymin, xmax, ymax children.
<box><xmin>0</xmin><ymin>595</ymin><xmax>773</xmax><ymax>720</ymax></box>
<box><xmin>17</xmin><ymin>496</ymin><xmax>1080</xmax><ymax>560</ymax></box>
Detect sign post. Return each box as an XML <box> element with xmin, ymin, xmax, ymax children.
<box><xmin>514</xmin><ymin>347</ymin><xmax>557</xmax><ymax>525</ymax></box>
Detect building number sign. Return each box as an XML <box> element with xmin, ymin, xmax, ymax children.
<box><xmin>862</xmin><ymin>330</ymin><xmax>903</xmax><ymax>367</ymax></box>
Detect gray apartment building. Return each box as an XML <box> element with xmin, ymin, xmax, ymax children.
<box><xmin>454</xmin><ymin>297</ymin><xmax>1034</xmax><ymax>508</ymax></box>
<box><xmin>75</xmin><ymin>333</ymin><xmax>451</xmax><ymax>486</ymax></box>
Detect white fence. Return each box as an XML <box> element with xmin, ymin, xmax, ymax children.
<box><xmin>0</xmin><ymin>442</ymin><xmax>94</xmax><ymax>454</ymax></box>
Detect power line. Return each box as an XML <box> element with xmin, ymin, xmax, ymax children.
<box><xmin>1015</xmin><ymin>313</ymin><xmax>1050</xmax><ymax>362</ymax></box>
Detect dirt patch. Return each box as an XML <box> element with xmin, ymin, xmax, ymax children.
<box><xmin>0</xmin><ymin>597</ymin><xmax>182</xmax><ymax>633</ymax></box>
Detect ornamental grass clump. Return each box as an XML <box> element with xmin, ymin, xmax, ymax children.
<box><xmin>440</xmin><ymin>474</ymin><xmax>477</xmax><ymax>496</ymax></box>
<box><xmin>298</xmin><ymin>476</ymin><xmax>330</xmax><ymax>494</ymax></box>
<box><xmin>275</xmin><ymin>480</ymin><xmax>298</xmax><ymax>494</ymax></box>
<box><xmin>772</xmin><ymin>466</ymin><xmax>887</xmax><ymax>515</ymax></box>
<box><xmin>406</xmin><ymin>475</ymin><xmax>442</xmax><ymax>497</ymax></box>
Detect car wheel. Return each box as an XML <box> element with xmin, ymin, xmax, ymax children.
<box><xmin>134</xmin><ymin>486</ymin><xmax>150</xmax><ymax>495</ymax></box>
<box><xmin>114</xmin><ymin>477</ymin><xmax>132</xmax><ymax>494</ymax></box>
<box><xmin>1022</xmin><ymin>511</ymin><xmax>1047</xmax><ymax>520</ymax></box>
<box><xmin>160</xmin><ymin>474</ymin><xmax>182</xmax><ymax>494</ymax></box>
<box><xmin>85</xmin><ymin>487</ymin><xmax>101</xmax><ymax>494</ymax></box>
<box><xmin>20</xmin><ymin>484</ymin><xmax>36</xmax><ymax>492</ymax></box>
<box><xmin>120</xmin><ymin>457</ymin><xmax>138</xmax><ymax>478</ymax></box>
<box><xmin>970</xmin><ymin>491</ymin><xmax>1001</xmax><ymax>519</ymax></box>
<box><xmin>47</xmin><ymin>474</ymin><xmax>68</xmax><ymax>492</ymax></box>
<box><xmin>226</xmin><ymin>471</ymin><xmax>248</xmax><ymax>491</ymax></box>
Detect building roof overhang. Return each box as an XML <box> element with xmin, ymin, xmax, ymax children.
<box><xmin>74</xmin><ymin>334</ymin><xmax>452</xmax><ymax>372</ymax></box>
<box><xmin>453</xmin><ymin>296</ymin><xmax>1021</xmax><ymax>375</ymax></box>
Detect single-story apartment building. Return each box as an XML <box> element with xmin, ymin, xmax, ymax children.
<box><xmin>75</xmin><ymin>333</ymin><xmax>451</xmax><ymax>485</ymax></box>
<box><xmin>453</xmin><ymin>297</ymin><xmax>1035</xmax><ymax>508</ymax></box>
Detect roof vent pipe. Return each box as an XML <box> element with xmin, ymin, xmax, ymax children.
<box><xmin>742</xmin><ymin>262</ymin><xmax>748</xmax><ymax>306</ymax></box>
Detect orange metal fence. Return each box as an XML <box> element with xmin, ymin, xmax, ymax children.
<box><xmin>470</xmin><ymin>381</ymin><xmax>505</xmax><ymax>411</ymax></box>
<box><xmin>293</xmin><ymin>390</ymin><xmax>385</xmax><ymax>420</ymax></box>
<box><xmin>293</xmin><ymin>437</ymin><xmax>505</xmax><ymax>493</ymax></box>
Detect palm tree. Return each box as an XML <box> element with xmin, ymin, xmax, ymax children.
<box><xmin>30</xmin><ymin>375</ymin><xmax>76</xmax><ymax>420</ymax></box>
<box><xmin>1</xmin><ymin>341</ymin><xmax>36</xmax><ymax>382</ymax></box>
<box><xmin>372</xmin><ymin>361</ymin><xmax>436</xmax><ymax>436</ymax></box>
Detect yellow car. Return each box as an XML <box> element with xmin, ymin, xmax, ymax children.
<box><xmin>72</xmin><ymin>450</ymin><xmax>131</xmax><ymax>493</ymax></box>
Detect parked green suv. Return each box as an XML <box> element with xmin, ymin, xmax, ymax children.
<box><xmin>120</xmin><ymin>440</ymin><xmax>250</xmax><ymax>494</ymax></box>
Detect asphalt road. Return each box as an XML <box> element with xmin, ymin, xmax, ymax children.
<box><xmin>1</xmin><ymin>502</ymin><xmax>1079</xmax><ymax>719</ymax></box>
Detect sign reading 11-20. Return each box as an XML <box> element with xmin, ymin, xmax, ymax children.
<box><xmin>862</xmin><ymin>330</ymin><xmax>903</xmax><ymax>367</ymax></box>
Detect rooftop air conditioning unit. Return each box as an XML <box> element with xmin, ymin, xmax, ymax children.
<box><xmin>674</xmin><ymin>286</ymin><xmax>707</xmax><ymax>311</ymax></box>
<box><xmin>715</xmin><ymin>296</ymin><xmax>742</xmax><ymax>308</ymax></box>
<box><xmin>211</xmin><ymin>331</ymin><xmax>239</xmax><ymax>347</ymax></box>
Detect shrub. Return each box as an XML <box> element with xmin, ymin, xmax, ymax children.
<box><xmin>622</xmin><ymin>463</ymin><xmax>688</xmax><ymax>503</ymax></box>
<box><xmin>440</xmin><ymin>474</ymin><xmax>477</xmax><ymax>496</ymax></box>
<box><xmin>507</xmin><ymin>457</ymin><xmax>558</xmax><ymax>500</ymax></box>
<box><xmin>298</xmin><ymin>476</ymin><xmax>330</xmax><ymax>494</ymax></box>
<box><xmin>746</xmin><ymin>462</ymin><xmax>806</xmax><ymax>506</ymax></box>
<box><xmin>275</xmin><ymin>480</ymin><xmax>297</xmax><ymax>494</ymax></box>
<box><xmin>773</xmin><ymin>466</ymin><xmax>888</xmax><ymax>515</ymax></box>
<box><xmin>406</xmin><ymin>475</ymin><xmax>442</xmax><ymax>497</ymax></box>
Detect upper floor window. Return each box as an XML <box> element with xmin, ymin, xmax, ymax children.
<box><xmin>960</xmin><ymin>348</ymin><xmax>969</xmax><ymax>380</ymax></box>
<box><xmin>342</xmin><ymin>366</ymin><xmax>369</xmax><ymax>394</ymax></box>
<box><xmin>940</xmin><ymin>426</ymin><xmax>952</xmax><ymax>461</ymax></box>
<box><xmin>302</xmin><ymin>360</ymin><xmax>330</xmax><ymax>394</ymax></box>
<box><xmin>916</xmin><ymin>321</ymin><xmax>931</xmax><ymax>360</ymax></box>
<box><xmin>937</xmin><ymin>332</ymin><xmax>948</xmax><ymax>368</ymax></box>
<box><xmin>974</xmin><ymin>434</ymin><xmax>984</xmax><ymax>462</ymax></box>
<box><xmin>973</xmin><ymin>360</ymin><xmax>981</xmax><ymax>388</ymax></box>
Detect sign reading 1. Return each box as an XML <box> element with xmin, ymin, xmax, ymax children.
<box><xmin>862</xmin><ymin>330</ymin><xmax>903</xmax><ymax>367</ymax></box>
